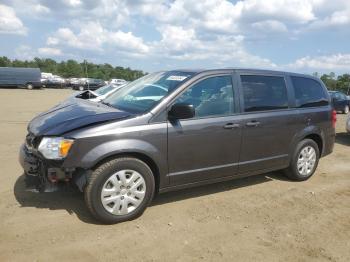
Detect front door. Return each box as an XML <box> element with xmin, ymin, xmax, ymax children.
<box><xmin>167</xmin><ymin>74</ymin><xmax>242</xmax><ymax>185</ymax></box>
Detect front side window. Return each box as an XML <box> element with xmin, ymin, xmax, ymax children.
<box><xmin>104</xmin><ymin>71</ymin><xmax>195</xmax><ymax>113</ymax></box>
<box><xmin>241</xmin><ymin>75</ymin><xmax>288</xmax><ymax>112</ymax></box>
<box><xmin>291</xmin><ymin>76</ymin><xmax>329</xmax><ymax>107</ymax></box>
<box><xmin>174</xmin><ymin>75</ymin><xmax>234</xmax><ymax>118</ymax></box>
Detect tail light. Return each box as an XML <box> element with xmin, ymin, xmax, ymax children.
<box><xmin>332</xmin><ymin>109</ymin><xmax>337</xmax><ymax>128</ymax></box>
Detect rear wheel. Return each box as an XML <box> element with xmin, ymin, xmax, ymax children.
<box><xmin>84</xmin><ymin>157</ymin><xmax>155</xmax><ymax>224</ymax></box>
<box><xmin>79</xmin><ymin>86</ymin><xmax>84</xmax><ymax>91</ymax></box>
<box><xmin>343</xmin><ymin>105</ymin><xmax>349</xmax><ymax>114</ymax></box>
<box><xmin>284</xmin><ymin>139</ymin><xmax>319</xmax><ymax>181</ymax></box>
<box><xmin>26</xmin><ymin>83</ymin><xmax>33</xmax><ymax>90</ymax></box>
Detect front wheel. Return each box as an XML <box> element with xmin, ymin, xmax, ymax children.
<box><xmin>26</xmin><ymin>83</ymin><xmax>33</xmax><ymax>90</ymax></box>
<box><xmin>84</xmin><ymin>157</ymin><xmax>155</xmax><ymax>224</ymax></box>
<box><xmin>284</xmin><ymin>139</ymin><xmax>320</xmax><ymax>181</ymax></box>
<box><xmin>79</xmin><ymin>86</ymin><xmax>84</xmax><ymax>91</ymax></box>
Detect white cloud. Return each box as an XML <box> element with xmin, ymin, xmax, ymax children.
<box><xmin>47</xmin><ymin>22</ymin><xmax>150</xmax><ymax>54</ymax></box>
<box><xmin>289</xmin><ymin>53</ymin><xmax>350</xmax><ymax>71</ymax></box>
<box><xmin>47</xmin><ymin>25</ymin><xmax>105</xmax><ymax>51</ymax></box>
<box><xmin>5</xmin><ymin>1</ymin><xmax>50</xmax><ymax>17</ymax></box>
<box><xmin>109</xmin><ymin>31</ymin><xmax>150</xmax><ymax>54</ymax></box>
<box><xmin>157</xmin><ymin>25</ymin><xmax>197</xmax><ymax>53</ymax></box>
<box><xmin>38</xmin><ymin>47</ymin><xmax>62</xmax><ymax>56</ymax></box>
<box><xmin>155</xmin><ymin>25</ymin><xmax>276</xmax><ymax>68</ymax></box>
<box><xmin>128</xmin><ymin>0</ymin><xmax>319</xmax><ymax>35</ymax></box>
<box><xmin>62</xmin><ymin>0</ymin><xmax>82</xmax><ymax>7</ymax></box>
<box><xmin>46</xmin><ymin>36</ymin><xmax>59</xmax><ymax>45</ymax></box>
<box><xmin>252</xmin><ymin>20</ymin><xmax>288</xmax><ymax>33</ymax></box>
<box><xmin>238</xmin><ymin>0</ymin><xmax>316</xmax><ymax>24</ymax></box>
<box><xmin>4</xmin><ymin>0</ymin><xmax>350</xmax><ymax>72</ymax></box>
<box><xmin>0</xmin><ymin>4</ymin><xmax>27</xmax><ymax>35</ymax></box>
<box><xmin>308</xmin><ymin>8</ymin><xmax>350</xmax><ymax>29</ymax></box>
<box><xmin>33</xmin><ymin>4</ymin><xmax>50</xmax><ymax>14</ymax></box>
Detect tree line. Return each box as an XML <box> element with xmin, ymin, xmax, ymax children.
<box><xmin>1</xmin><ymin>56</ymin><xmax>349</xmax><ymax>93</ymax></box>
<box><xmin>0</xmin><ymin>56</ymin><xmax>146</xmax><ymax>81</ymax></box>
<box><xmin>313</xmin><ymin>72</ymin><xmax>350</xmax><ymax>94</ymax></box>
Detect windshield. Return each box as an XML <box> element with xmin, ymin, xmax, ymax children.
<box><xmin>103</xmin><ymin>71</ymin><xmax>195</xmax><ymax>113</ymax></box>
<box><xmin>95</xmin><ymin>84</ymin><xmax>117</xmax><ymax>96</ymax></box>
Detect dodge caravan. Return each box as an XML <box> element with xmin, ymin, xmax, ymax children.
<box><xmin>19</xmin><ymin>69</ymin><xmax>335</xmax><ymax>224</ymax></box>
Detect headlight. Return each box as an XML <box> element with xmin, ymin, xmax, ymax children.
<box><xmin>38</xmin><ymin>137</ymin><xmax>74</xmax><ymax>160</ymax></box>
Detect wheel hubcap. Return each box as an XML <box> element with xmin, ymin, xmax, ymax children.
<box><xmin>297</xmin><ymin>146</ymin><xmax>316</xmax><ymax>176</ymax></box>
<box><xmin>101</xmin><ymin>170</ymin><xmax>146</xmax><ymax>215</ymax></box>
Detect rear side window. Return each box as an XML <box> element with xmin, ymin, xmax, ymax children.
<box><xmin>241</xmin><ymin>75</ymin><xmax>288</xmax><ymax>112</ymax></box>
<box><xmin>291</xmin><ymin>76</ymin><xmax>329</xmax><ymax>107</ymax></box>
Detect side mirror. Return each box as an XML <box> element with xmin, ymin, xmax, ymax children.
<box><xmin>168</xmin><ymin>103</ymin><xmax>195</xmax><ymax>120</ymax></box>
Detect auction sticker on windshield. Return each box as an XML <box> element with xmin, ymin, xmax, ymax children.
<box><xmin>166</xmin><ymin>75</ymin><xmax>188</xmax><ymax>81</ymax></box>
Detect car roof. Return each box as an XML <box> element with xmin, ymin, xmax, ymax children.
<box><xmin>172</xmin><ymin>68</ymin><xmax>317</xmax><ymax>78</ymax></box>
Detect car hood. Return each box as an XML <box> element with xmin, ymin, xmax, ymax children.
<box><xmin>28</xmin><ymin>100</ymin><xmax>132</xmax><ymax>136</ymax></box>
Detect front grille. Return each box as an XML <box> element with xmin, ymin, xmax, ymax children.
<box><xmin>25</xmin><ymin>133</ymin><xmax>41</xmax><ymax>149</ymax></box>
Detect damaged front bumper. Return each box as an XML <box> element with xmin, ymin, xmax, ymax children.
<box><xmin>19</xmin><ymin>144</ymin><xmax>87</xmax><ymax>192</ymax></box>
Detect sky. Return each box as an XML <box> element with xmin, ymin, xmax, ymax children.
<box><xmin>0</xmin><ymin>0</ymin><xmax>350</xmax><ymax>74</ymax></box>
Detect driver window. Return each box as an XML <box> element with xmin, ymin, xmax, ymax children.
<box><xmin>175</xmin><ymin>75</ymin><xmax>234</xmax><ymax>118</ymax></box>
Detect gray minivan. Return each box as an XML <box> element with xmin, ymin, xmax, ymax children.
<box><xmin>19</xmin><ymin>69</ymin><xmax>335</xmax><ymax>223</ymax></box>
<box><xmin>0</xmin><ymin>67</ymin><xmax>41</xmax><ymax>89</ymax></box>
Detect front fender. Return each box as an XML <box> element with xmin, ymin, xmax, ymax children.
<box><xmin>64</xmin><ymin>139</ymin><xmax>165</xmax><ymax>170</ymax></box>
<box><xmin>85</xmin><ymin>139</ymin><xmax>160</xmax><ymax>167</ymax></box>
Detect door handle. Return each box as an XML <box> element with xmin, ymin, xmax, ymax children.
<box><xmin>245</xmin><ymin>121</ymin><xmax>260</xmax><ymax>127</ymax></box>
<box><xmin>223</xmin><ymin>123</ymin><xmax>240</xmax><ymax>129</ymax></box>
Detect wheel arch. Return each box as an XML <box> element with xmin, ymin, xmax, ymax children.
<box><xmin>92</xmin><ymin>152</ymin><xmax>161</xmax><ymax>194</ymax></box>
<box><xmin>290</xmin><ymin>126</ymin><xmax>325</xmax><ymax>159</ymax></box>
<box><xmin>303</xmin><ymin>133</ymin><xmax>323</xmax><ymax>155</ymax></box>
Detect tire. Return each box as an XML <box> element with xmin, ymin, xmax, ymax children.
<box><xmin>84</xmin><ymin>157</ymin><xmax>155</xmax><ymax>224</ymax></box>
<box><xmin>284</xmin><ymin>139</ymin><xmax>320</xmax><ymax>181</ymax></box>
<box><xmin>343</xmin><ymin>105</ymin><xmax>349</xmax><ymax>114</ymax></box>
<box><xmin>26</xmin><ymin>83</ymin><xmax>33</xmax><ymax>90</ymax></box>
<box><xmin>79</xmin><ymin>86</ymin><xmax>84</xmax><ymax>91</ymax></box>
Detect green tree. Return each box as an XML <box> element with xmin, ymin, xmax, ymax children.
<box><xmin>0</xmin><ymin>56</ymin><xmax>145</xmax><ymax>81</ymax></box>
<box><xmin>320</xmin><ymin>74</ymin><xmax>337</xmax><ymax>90</ymax></box>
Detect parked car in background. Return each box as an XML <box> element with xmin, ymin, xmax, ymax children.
<box><xmin>0</xmin><ymin>67</ymin><xmax>41</xmax><ymax>89</ymax></box>
<box><xmin>329</xmin><ymin>91</ymin><xmax>350</xmax><ymax>114</ymax></box>
<box><xmin>90</xmin><ymin>84</ymin><xmax>126</xmax><ymax>102</ymax></box>
<box><xmin>19</xmin><ymin>68</ymin><xmax>335</xmax><ymax>224</ymax></box>
<box><xmin>41</xmin><ymin>72</ymin><xmax>53</xmax><ymax>87</ymax></box>
<box><xmin>72</xmin><ymin>78</ymin><xmax>105</xmax><ymax>91</ymax></box>
<box><xmin>66</xmin><ymin>78</ymin><xmax>79</xmax><ymax>87</ymax></box>
<box><xmin>110</xmin><ymin>78</ymin><xmax>127</xmax><ymax>86</ymax></box>
<box><xmin>74</xmin><ymin>84</ymin><xmax>125</xmax><ymax>102</ymax></box>
<box><xmin>45</xmin><ymin>75</ymin><xmax>66</xmax><ymax>88</ymax></box>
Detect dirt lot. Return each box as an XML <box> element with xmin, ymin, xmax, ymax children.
<box><xmin>0</xmin><ymin>88</ymin><xmax>349</xmax><ymax>262</ymax></box>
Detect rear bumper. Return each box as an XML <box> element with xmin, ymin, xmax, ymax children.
<box><xmin>322</xmin><ymin>130</ymin><xmax>335</xmax><ymax>157</ymax></box>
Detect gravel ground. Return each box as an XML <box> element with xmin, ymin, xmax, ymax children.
<box><xmin>0</xmin><ymin>89</ymin><xmax>349</xmax><ymax>262</ymax></box>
